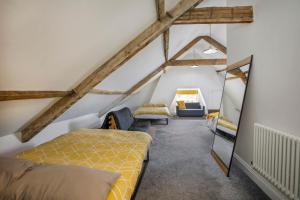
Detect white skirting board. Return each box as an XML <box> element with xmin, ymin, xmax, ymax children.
<box><xmin>233</xmin><ymin>153</ymin><xmax>290</xmax><ymax>200</ymax></box>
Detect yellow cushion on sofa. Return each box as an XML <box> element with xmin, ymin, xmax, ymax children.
<box><xmin>177</xmin><ymin>101</ymin><xmax>186</xmax><ymax>109</ymax></box>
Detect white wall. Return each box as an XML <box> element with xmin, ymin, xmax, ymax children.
<box><xmin>228</xmin><ymin>0</ymin><xmax>300</xmax><ymax>198</ymax></box>
<box><xmin>0</xmin><ymin>113</ymin><xmax>101</xmax><ymax>156</ymax></box>
<box><xmin>151</xmin><ymin>67</ymin><xmax>223</xmax><ymax>110</ymax></box>
<box><xmin>228</xmin><ymin>0</ymin><xmax>300</xmax><ymax>164</ymax></box>
<box><xmin>115</xmin><ymin>78</ymin><xmax>159</xmax><ymax>112</ymax></box>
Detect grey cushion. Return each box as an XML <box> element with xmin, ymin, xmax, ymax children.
<box><xmin>101</xmin><ymin>107</ymin><xmax>134</xmax><ymax>130</ymax></box>
<box><xmin>129</xmin><ymin>121</ymin><xmax>151</xmax><ymax>132</ymax></box>
<box><xmin>112</xmin><ymin>107</ymin><xmax>135</xmax><ymax>130</ymax></box>
<box><xmin>185</xmin><ymin>103</ymin><xmax>201</xmax><ymax>109</ymax></box>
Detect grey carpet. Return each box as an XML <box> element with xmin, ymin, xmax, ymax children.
<box><xmin>136</xmin><ymin>119</ymin><xmax>269</xmax><ymax>200</ymax></box>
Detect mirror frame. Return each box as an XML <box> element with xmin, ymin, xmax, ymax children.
<box><xmin>211</xmin><ymin>55</ymin><xmax>253</xmax><ymax>177</ymax></box>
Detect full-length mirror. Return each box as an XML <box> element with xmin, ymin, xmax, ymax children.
<box><xmin>211</xmin><ymin>55</ymin><xmax>253</xmax><ymax>176</ymax></box>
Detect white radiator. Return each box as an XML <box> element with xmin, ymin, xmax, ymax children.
<box><xmin>253</xmin><ymin>123</ymin><xmax>300</xmax><ymax>200</ymax></box>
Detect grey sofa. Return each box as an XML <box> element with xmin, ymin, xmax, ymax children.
<box><xmin>176</xmin><ymin>102</ymin><xmax>205</xmax><ymax>117</ymax></box>
<box><xmin>101</xmin><ymin>107</ymin><xmax>151</xmax><ymax>133</ymax></box>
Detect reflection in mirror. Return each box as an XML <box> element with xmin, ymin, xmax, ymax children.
<box><xmin>211</xmin><ymin>55</ymin><xmax>253</xmax><ymax>176</ymax></box>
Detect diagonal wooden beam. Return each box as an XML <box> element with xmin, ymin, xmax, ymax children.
<box><xmin>226</xmin><ymin>73</ymin><xmax>247</xmax><ymax>84</ymax></box>
<box><xmin>172</xmin><ymin>36</ymin><xmax>203</xmax><ymax>59</ymax></box>
<box><xmin>20</xmin><ymin>0</ymin><xmax>203</xmax><ymax>142</ymax></box>
<box><xmin>0</xmin><ymin>91</ymin><xmax>71</xmax><ymax>101</ymax></box>
<box><xmin>172</xmin><ymin>35</ymin><xmax>227</xmax><ymax>60</ymax></box>
<box><xmin>126</xmin><ymin>63</ymin><xmax>166</xmax><ymax>96</ymax></box>
<box><xmin>202</xmin><ymin>36</ymin><xmax>227</xmax><ymax>54</ymax></box>
<box><xmin>217</xmin><ymin>56</ymin><xmax>251</xmax><ymax>72</ymax></box>
<box><xmin>167</xmin><ymin>59</ymin><xmax>227</xmax><ymax>66</ymax></box>
<box><xmin>174</xmin><ymin>6</ymin><xmax>253</xmax><ymax>24</ymax></box>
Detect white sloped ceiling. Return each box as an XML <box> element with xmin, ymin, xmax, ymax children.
<box><xmin>0</xmin><ymin>0</ymin><xmax>226</xmax><ymax>137</ymax></box>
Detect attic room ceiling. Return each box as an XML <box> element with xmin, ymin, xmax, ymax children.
<box><xmin>0</xmin><ymin>0</ymin><xmax>253</xmax><ymax>140</ymax></box>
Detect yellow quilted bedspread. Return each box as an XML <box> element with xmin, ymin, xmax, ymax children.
<box><xmin>134</xmin><ymin>106</ymin><xmax>170</xmax><ymax>116</ymax></box>
<box><xmin>17</xmin><ymin>129</ymin><xmax>152</xmax><ymax>200</ymax></box>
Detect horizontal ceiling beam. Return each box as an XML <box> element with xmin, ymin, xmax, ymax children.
<box><xmin>174</xmin><ymin>6</ymin><xmax>253</xmax><ymax>24</ymax></box>
<box><xmin>0</xmin><ymin>91</ymin><xmax>71</xmax><ymax>101</ymax></box>
<box><xmin>20</xmin><ymin>0</ymin><xmax>203</xmax><ymax>142</ymax></box>
<box><xmin>0</xmin><ymin>89</ymin><xmax>129</xmax><ymax>101</ymax></box>
<box><xmin>167</xmin><ymin>59</ymin><xmax>227</xmax><ymax>66</ymax></box>
<box><xmin>89</xmin><ymin>89</ymin><xmax>126</xmax><ymax>95</ymax></box>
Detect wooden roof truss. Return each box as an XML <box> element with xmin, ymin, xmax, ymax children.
<box><xmin>0</xmin><ymin>1</ymin><xmax>253</xmax><ymax>142</ymax></box>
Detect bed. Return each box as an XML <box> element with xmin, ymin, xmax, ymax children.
<box><xmin>16</xmin><ymin>128</ymin><xmax>152</xmax><ymax>200</ymax></box>
<box><xmin>216</xmin><ymin>117</ymin><xmax>238</xmax><ymax>140</ymax></box>
<box><xmin>134</xmin><ymin>104</ymin><xmax>171</xmax><ymax>125</ymax></box>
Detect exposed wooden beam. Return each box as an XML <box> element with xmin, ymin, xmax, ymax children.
<box><xmin>0</xmin><ymin>91</ymin><xmax>71</xmax><ymax>101</ymax></box>
<box><xmin>218</xmin><ymin>56</ymin><xmax>252</xmax><ymax>72</ymax></box>
<box><xmin>167</xmin><ymin>59</ymin><xmax>227</xmax><ymax>66</ymax></box>
<box><xmin>225</xmin><ymin>76</ymin><xmax>240</xmax><ymax>81</ymax></box>
<box><xmin>202</xmin><ymin>36</ymin><xmax>227</xmax><ymax>54</ymax></box>
<box><xmin>20</xmin><ymin>0</ymin><xmax>203</xmax><ymax>142</ymax></box>
<box><xmin>155</xmin><ymin>0</ymin><xmax>165</xmax><ymax>21</ymax></box>
<box><xmin>155</xmin><ymin>0</ymin><xmax>169</xmax><ymax>62</ymax></box>
<box><xmin>89</xmin><ymin>89</ymin><xmax>126</xmax><ymax>95</ymax></box>
<box><xmin>163</xmin><ymin>29</ymin><xmax>170</xmax><ymax>61</ymax></box>
<box><xmin>174</xmin><ymin>6</ymin><xmax>253</xmax><ymax>24</ymax></box>
<box><xmin>225</xmin><ymin>74</ymin><xmax>247</xmax><ymax>84</ymax></box>
<box><xmin>170</xmin><ymin>35</ymin><xmax>227</xmax><ymax>58</ymax></box>
<box><xmin>126</xmin><ymin>63</ymin><xmax>166</xmax><ymax>96</ymax></box>
<box><xmin>0</xmin><ymin>90</ymin><xmax>129</xmax><ymax>101</ymax></box>
<box><xmin>173</xmin><ymin>37</ymin><xmax>202</xmax><ymax>59</ymax></box>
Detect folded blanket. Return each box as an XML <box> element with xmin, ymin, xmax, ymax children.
<box><xmin>143</xmin><ymin>103</ymin><xmax>167</xmax><ymax>107</ymax></box>
<box><xmin>134</xmin><ymin>106</ymin><xmax>170</xmax><ymax>116</ymax></box>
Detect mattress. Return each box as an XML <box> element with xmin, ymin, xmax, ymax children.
<box><xmin>134</xmin><ymin>106</ymin><xmax>170</xmax><ymax>117</ymax></box>
<box><xmin>134</xmin><ymin>114</ymin><xmax>168</xmax><ymax>119</ymax></box>
<box><xmin>217</xmin><ymin>118</ymin><xmax>238</xmax><ymax>132</ymax></box>
<box><xmin>16</xmin><ymin>129</ymin><xmax>152</xmax><ymax>200</ymax></box>
<box><xmin>217</xmin><ymin>125</ymin><xmax>237</xmax><ymax>136</ymax></box>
